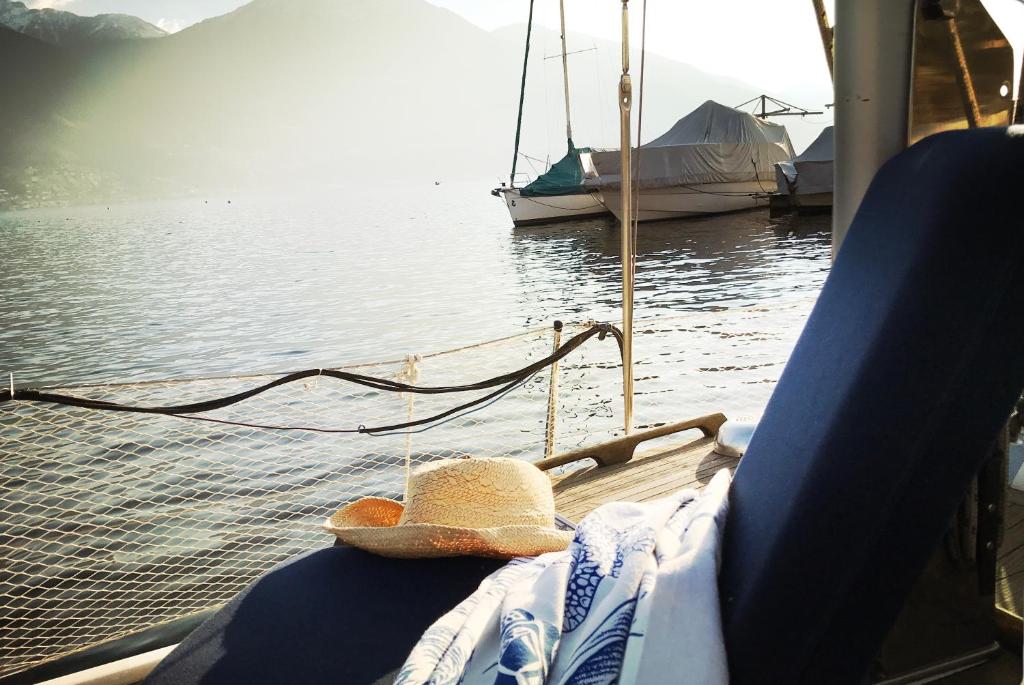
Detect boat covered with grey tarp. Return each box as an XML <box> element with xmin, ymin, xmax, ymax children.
<box><xmin>583</xmin><ymin>100</ymin><xmax>795</xmax><ymax>222</ymax></box>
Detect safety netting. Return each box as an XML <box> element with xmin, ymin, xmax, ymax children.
<box><xmin>0</xmin><ymin>300</ymin><xmax>814</xmax><ymax>679</ymax></box>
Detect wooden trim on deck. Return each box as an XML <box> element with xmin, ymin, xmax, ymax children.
<box><xmin>534</xmin><ymin>412</ymin><xmax>726</xmax><ymax>471</ymax></box>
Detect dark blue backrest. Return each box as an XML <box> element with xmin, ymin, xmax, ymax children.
<box><xmin>720</xmin><ymin>127</ymin><xmax>1024</xmax><ymax>684</ymax></box>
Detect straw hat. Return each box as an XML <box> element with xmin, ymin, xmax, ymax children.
<box><xmin>324</xmin><ymin>457</ymin><xmax>574</xmax><ymax>559</ymax></box>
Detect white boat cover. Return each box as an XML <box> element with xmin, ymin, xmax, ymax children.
<box><xmin>583</xmin><ymin>100</ymin><xmax>795</xmax><ymax>191</ymax></box>
<box><xmin>775</xmin><ymin>125</ymin><xmax>833</xmax><ymax>196</ymax></box>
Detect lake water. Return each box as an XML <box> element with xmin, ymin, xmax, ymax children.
<box><xmin>0</xmin><ymin>181</ymin><xmax>830</xmax><ymax>385</ymax></box>
<box><xmin>0</xmin><ymin>182</ymin><xmax>831</xmax><ymax>677</ymax></box>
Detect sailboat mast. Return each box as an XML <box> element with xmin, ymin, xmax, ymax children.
<box><xmin>618</xmin><ymin>0</ymin><xmax>634</xmax><ymax>435</ymax></box>
<box><xmin>810</xmin><ymin>0</ymin><xmax>834</xmax><ymax>80</ymax></box>
<box><xmin>558</xmin><ymin>0</ymin><xmax>574</xmax><ymax>148</ymax></box>
<box><xmin>510</xmin><ymin>0</ymin><xmax>536</xmax><ymax>187</ymax></box>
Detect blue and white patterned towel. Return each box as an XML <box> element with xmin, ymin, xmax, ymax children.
<box><xmin>395</xmin><ymin>468</ymin><xmax>731</xmax><ymax>685</ymax></box>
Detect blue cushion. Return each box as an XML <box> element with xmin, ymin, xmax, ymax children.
<box><xmin>720</xmin><ymin>128</ymin><xmax>1024</xmax><ymax>683</ymax></box>
<box><xmin>144</xmin><ymin>546</ymin><xmax>503</xmax><ymax>684</ymax></box>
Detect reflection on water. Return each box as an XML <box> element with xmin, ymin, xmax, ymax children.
<box><xmin>510</xmin><ymin>210</ymin><xmax>829</xmax><ymax>325</ymax></box>
<box><xmin>0</xmin><ymin>182</ymin><xmax>829</xmax><ymax>385</ymax></box>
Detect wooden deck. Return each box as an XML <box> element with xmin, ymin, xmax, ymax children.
<box><xmin>549</xmin><ymin>427</ymin><xmax>1024</xmax><ymax>625</ymax></box>
<box><xmin>549</xmin><ymin>433</ymin><xmax>738</xmax><ymax>522</ymax></box>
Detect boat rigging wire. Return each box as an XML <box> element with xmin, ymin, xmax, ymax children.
<box><xmin>361</xmin><ymin>372</ymin><xmax>542</xmax><ymax>437</ymax></box>
<box><xmin>558</xmin><ymin>0</ymin><xmax>575</xmax><ymax>148</ymax></box>
<box><xmin>0</xmin><ymin>324</ymin><xmax>625</xmax><ymax>436</ymax></box>
<box><xmin>751</xmin><ymin>154</ymin><xmax>771</xmax><ymax>195</ymax></box>
<box><xmin>543</xmin><ymin>47</ymin><xmax>597</xmax><ymax>60</ymax></box>
<box><xmin>632</xmin><ymin>0</ymin><xmax>648</xmax><ymax>284</ymax></box>
<box><xmin>513</xmin><ymin>194</ymin><xmax>605</xmax><ymax>211</ymax></box>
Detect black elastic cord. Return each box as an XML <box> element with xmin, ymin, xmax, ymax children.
<box><xmin>0</xmin><ymin>323</ymin><xmax>625</xmax><ymax>436</ymax></box>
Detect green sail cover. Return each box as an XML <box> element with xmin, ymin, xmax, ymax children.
<box><xmin>519</xmin><ymin>147</ymin><xmax>592</xmax><ymax>197</ymax></box>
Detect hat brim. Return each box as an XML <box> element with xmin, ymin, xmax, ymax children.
<box><xmin>325</xmin><ymin>522</ymin><xmax>574</xmax><ymax>559</ymax></box>
<box><xmin>324</xmin><ymin>500</ymin><xmax>574</xmax><ymax>559</ymax></box>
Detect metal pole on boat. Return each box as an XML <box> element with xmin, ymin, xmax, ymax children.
<box><xmin>509</xmin><ymin>0</ymin><xmax>536</xmax><ymax>187</ymax></box>
<box><xmin>811</xmin><ymin>0</ymin><xmax>834</xmax><ymax>80</ymax></box>
<box><xmin>944</xmin><ymin>14</ymin><xmax>982</xmax><ymax>127</ymax></box>
<box><xmin>832</xmin><ymin>0</ymin><xmax>914</xmax><ymax>253</ymax></box>
<box><xmin>619</xmin><ymin>0</ymin><xmax>635</xmax><ymax>435</ymax></box>
<box><xmin>558</xmin><ymin>0</ymin><xmax>575</xmax><ymax>148</ymax></box>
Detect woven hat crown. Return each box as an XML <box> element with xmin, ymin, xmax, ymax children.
<box><xmin>399</xmin><ymin>457</ymin><xmax>555</xmax><ymax>529</ymax></box>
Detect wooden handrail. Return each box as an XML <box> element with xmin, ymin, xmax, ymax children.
<box><xmin>534</xmin><ymin>412</ymin><xmax>727</xmax><ymax>471</ymax></box>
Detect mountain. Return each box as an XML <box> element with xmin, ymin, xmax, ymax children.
<box><xmin>3</xmin><ymin>0</ymin><xmax>249</xmax><ymax>34</ymax></box>
<box><xmin>0</xmin><ymin>0</ymin><xmax>164</xmax><ymax>46</ymax></box>
<box><xmin>0</xmin><ymin>25</ymin><xmax>81</xmax><ymax>206</ymax></box>
<box><xmin>0</xmin><ymin>0</ymin><xmax>827</xmax><ymax>209</ymax></box>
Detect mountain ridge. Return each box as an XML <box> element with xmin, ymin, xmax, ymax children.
<box><xmin>0</xmin><ymin>0</ymin><xmax>165</xmax><ymax>46</ymax></box>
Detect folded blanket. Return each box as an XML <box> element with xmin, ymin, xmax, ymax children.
<box><xmin>395</xmin><ymin>469</ymin><xmax>731</xmax><ymax>685</ymax></box>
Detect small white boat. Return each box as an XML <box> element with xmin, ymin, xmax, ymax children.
<box><xmin>774</xmin><ymin>125</ymin><xmax>834</xmax><ymax>211</ymax></box>
<box><xmin>584</xmin><ymin>100</ymin><xmax>795</xmax><ymax>222</ymax></box>
<box><xmin>494</xmin><ymin>185</ymin><xmax>607</xmax><ymax>226</ymax></box>
<box><xmin>493</xmin><ymin>0</ymin><xmax>610</xmax><ymax>227</ymax></box>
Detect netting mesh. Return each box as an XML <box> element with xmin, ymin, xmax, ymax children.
<box><xmin>0</xmin><ymin>300</ymin><xmax>813</xmax><ymax>678</ymax></box>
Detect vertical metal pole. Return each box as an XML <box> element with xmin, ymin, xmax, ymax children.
<box><xmin>945</xmin><ymin>16</ymin><xmax>981</xmax><ymax>127</ymax></box>
<box><xmin>619</xmin><ymin>0</ymin><xmax>634</xmax><ymax>435</ymax></box>
<box><xmin>558</xmin><ymin>0</ymin><xmax>575</xmax><ymax>148</ymax></box>
<box><xmin>811</xmin><ymin>0</ymin><xmax>835</xmax><ymax>80</ymax></box>
<box><xmin>510</xmin><ymin>0</ymin><xmax>536</xmax><ymax>187</ymax></box>
<box><xmin>833</xmin><ymin>0</ymin><xmax>915</xmax><ymax>254</ymax></box>
<box><xmin>544</xmin><ymin>320</ymin><xmax>563</xmax><ymax>459</ymax></box>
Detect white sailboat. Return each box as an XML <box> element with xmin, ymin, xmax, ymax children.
<box><xmin>583</xmin><ymin>100</ymin><xmax>795</xmax><ymax>222</ymax></box>
<box><xmin>495</xmin><ymin>186</ymin><xmax>608</xmax><ymax>226</ymax></box>
<box><xmin>492</xmin><ymin>0</ymin><xmax>608</xmax><ymax>227</ymax></box>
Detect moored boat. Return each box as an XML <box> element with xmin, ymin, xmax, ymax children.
<box><xmin>773</xmin><ymin>124</ymin><xmax>834</xmax><ymax>212</ymax></box>
<box><xmin>584</xmin><ymin>100</ymin><xmax>794</xmax><ymax>222</ymax></box>
<box><xmin>494</xmin><ymin>184</ymin><xmax>607</xmax><ymax>227</ymax></box>
<box><xmin>492</xmin><ymin>0</ymin><xmax>610</xmax><ymax>227</ymax></box>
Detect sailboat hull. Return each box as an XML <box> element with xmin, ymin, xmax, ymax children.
<box><xmin>599</xmin><ymin>181</ymin><xmax>776</xmax><ymax>223</ymax></box>
<box><xmin>497</xmin><ymin>188</ymin><xmax>609</xmax><ymax>227</ymax></box>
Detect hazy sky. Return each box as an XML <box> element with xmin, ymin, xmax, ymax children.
<box><xmin>432</xmin><ymin>0</ymin><xmax>836</xmax><ymax>93</ymax></box>
<box><xmin>27</xmin><ymin>0</ymin><xmax>838</xmax><ymax>92</ymax></box>
<box><xmin>23</xmin><ymin>0</ymin><xmax>1023</xmax><ymax>96</ymax></box>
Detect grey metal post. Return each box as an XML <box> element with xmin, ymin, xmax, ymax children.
<box><xmin>833</xmin><ymin>0</ymin><xmax>916</xmax><ymax>254</ymax></box>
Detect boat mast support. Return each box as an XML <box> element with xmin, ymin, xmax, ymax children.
<box><xmin>619</xmin><ymin>0</ymin><xmax>634</xmax><ymax>435</ymax></box>
<box><xmin>558</xmin><ymin>0</ymin><xmax>575</xmax><ymax>148</ymax></box>
<box><xmin>811</xmin><ymin>0</ymin><xmax>835</xmax><ymax>80</ymax></box>
<box><xmin>509</xmin><ymin>0</ymin><xmax>536</xmax><ymax>187</ymax></box>
<box><xmin>833</xmin><ymin>0</ymin><xmax>915</xmax><ymax>254</ymax></box>
<box><xmin>944</xmin><ymin>14</ymin><xmax>982</xmax><ymax>127</ymax></box>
